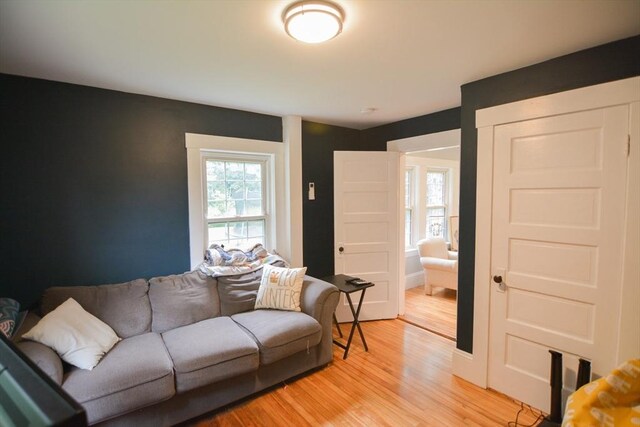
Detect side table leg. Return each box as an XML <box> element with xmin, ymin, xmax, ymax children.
<box><xmin>351</xmin><ymin>289</ymin><xmax>368</xmax><ymax>351</ymax></box>
<box><xmin>333</xmin><ymin>313</ymin><xmax>343</xmax><ymax>338</ymax></box>
<box><xmin>342</xmin><ymin>289</ymin><xmax>369</xmax><ymax>359</ymax></box>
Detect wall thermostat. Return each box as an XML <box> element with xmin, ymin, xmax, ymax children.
<box><xmin>308</xmin><ymin>182</ymin><xmax>315</xmax><ymax>200</ymax></box>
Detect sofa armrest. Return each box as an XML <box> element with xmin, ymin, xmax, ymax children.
<box><xmin>300</xmin><ymin>275</ymin><xmax>339</xmax><ymax>322</ymax></box>
<box><xmin>15</xmin><ymin>340</ymin><xmax>64</xmax><ymax>385</ymax></box>
<box><xmin>300</xmin><ymin>276</ymin><xmax>340</xmax><ymax>365</ymax></box>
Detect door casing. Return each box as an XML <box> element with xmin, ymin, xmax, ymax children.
<box><xmin>452</xmin><ymin>76</ymin><xmax>640</xmax><ymax>391</ymax></box>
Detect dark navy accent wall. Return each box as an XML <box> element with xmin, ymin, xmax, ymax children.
<box><xmin>0</xmin><ymin>74</ymin><xmax>282</xmax><ymax>307</ymax></box>
<box><xmin>301</xmin><ymin>121</ymin><xmax>365</xmax><ymax>278</ymax></box>
<box><xmin>456</xmin><ymin>35</ymin><xmax>640</xmax><ymax>353</ymax></box>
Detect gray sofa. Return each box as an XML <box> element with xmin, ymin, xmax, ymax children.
<box><xmin>12</xmin><ymin>269</ymin><xmax>339</xmax><ymax>426</ymax></box>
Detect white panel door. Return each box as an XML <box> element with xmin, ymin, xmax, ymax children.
<box><xmin>488</xmin><ymin>105</ymin><xmax>629</xmax><ymax>411</ymax></box>
<box><xmin>334</xmin><ymin>151</ymin><xmax>400</xmax><ymax>321</ymax></box>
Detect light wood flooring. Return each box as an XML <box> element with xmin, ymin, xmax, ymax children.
<box><xmin>399</xmin><ymin>286</ymin><xmax>457</xmax><ymax>340</ymax></box>
<box><xmin>191</xmin><ymin>319</ymin><xmax>541</xmax><ymax>426</ymax></box>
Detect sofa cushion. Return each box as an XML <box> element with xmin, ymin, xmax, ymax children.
<box><xmin>217</xmin><ymin>270</ymin><xmax>262</xmax><ymax>316</ymax></box>
<box><xmin>162</xmin><ymin>317</ymin><xmax>259</xmax><ymax>393</ymax></box>
<box><xmin>231</xmin><ymin>310</ymin><xmax>322</xmax><ymax>365</ymax></box>
<box><xmin>149</xmin><ymin>271</ymin><xmax>220</xmax><ymax>333</ymax></box>
<box><xmin>42</xmin><ymin>279</ymin><xmax>151</xmax><ymax>338</ymax></box>
<box><xmin>62</xmin><ymin>332</ymin><xmax>174</xmax><ymax>425</ymax></box>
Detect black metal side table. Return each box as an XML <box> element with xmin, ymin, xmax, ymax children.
<box><xmin>322</xmin><ymin>274</ymin><xmax>375</xmax><ymax>359</ymax></box>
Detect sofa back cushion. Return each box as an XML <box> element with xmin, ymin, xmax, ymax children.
<box><xmin>217</xmin><ymin>270</ymin><xmax>262</xmax><ymax>316</ymax></box>
<box><xmin>217</xmin><ymin>260</ymin><xmax>288</xmax><ymax>316</ymax></box>
<box><xmin>41</xmin><ymin>279</ymin><xmax>151</xmax><ymax>339</ymax></box>
<box><xmin>148</xmin><ymin>271</ymin><xmax>220</xmax><ymax>333</ymax></box>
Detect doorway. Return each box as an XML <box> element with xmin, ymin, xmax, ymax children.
<box><xmin>388</xmin><ymin>130</ymin><xmax>460</xmax><ymax>341</ymax></box>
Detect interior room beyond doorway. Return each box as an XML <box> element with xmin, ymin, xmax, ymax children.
<box><xmin>388</xmin><ymin>129</ymin><xmax>460</xmax><ymax>341</ymax></box>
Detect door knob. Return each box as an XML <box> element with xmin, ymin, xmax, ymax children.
<box><xmin>338</xmin><ymin>246</ymin><xmax>344</xmax><ymax>253</ymax></box>
<box><xmin>493</xmin><ymin>275</ymin><xmax>507</xmax><ymax>292</ymax></box>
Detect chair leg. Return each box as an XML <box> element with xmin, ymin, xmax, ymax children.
<box><xmin>424</xmin><ymin>283</ymin><xmax>432</xmax><ymax>295</ymax></box>
<box><xmin>423</xmin><ymin>271</ymin><xmax>432</xmax><ymax>295</ymax></box>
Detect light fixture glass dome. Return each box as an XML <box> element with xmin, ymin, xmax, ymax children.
<box><xmin>283</xmin><ymin>1</ymin><xmax>344</xmax><ymax>44</ymax></box>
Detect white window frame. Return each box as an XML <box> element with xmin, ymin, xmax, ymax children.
<box><xmin>425</xmin><ymin>168</ymin><xmax>449</xmax><ymax>240</ymax></box>
<box><xmin>186</xmin><ymin>133</ymin><xmax>286</xmax><ymax>269</ymax></box>
<box><xmin>202</xmin><ymin>152</ymin><xmax>271</xmax><ymax>249</ymax></box>
<box><xmin>404</xmin><ymin>167</ymin><xmax>415</xmax><ymax>248</ymax></box>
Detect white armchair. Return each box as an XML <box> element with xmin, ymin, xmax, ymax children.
<box><xmin>417</xmin><ymin>238</ymin><xmax>458</xmax><ymax>295</ymax></box>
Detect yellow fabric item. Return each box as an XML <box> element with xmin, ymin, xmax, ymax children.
<box><xmin>562</xmin><ymin>359</ymin><xmax>640</xmax><ymax>427</ymax></box>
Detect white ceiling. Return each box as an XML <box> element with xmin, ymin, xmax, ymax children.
<box><xmin>1</xmin><ymin>0</ymin><xmax>638</xmax><ymax>130</ymax></box>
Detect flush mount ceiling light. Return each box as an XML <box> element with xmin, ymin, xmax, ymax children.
<box><xmin>283</xmin><ymin>1</ymin><xmax>344</xmax><ymax>44</ymax></box>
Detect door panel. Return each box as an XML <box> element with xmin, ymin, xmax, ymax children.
<box><xmin>488</xmin><ymin>105</ymin><xmax>629</xmax><ymax>411</ymax></box>
<box><xmin>334</xmin><ymin>151</ymin><xmax>399</xmax><ymax>321</ymax></box>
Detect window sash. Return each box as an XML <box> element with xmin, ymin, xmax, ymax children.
<box><xmin>425</xmin><ymin>169</ymin><xmax>448</xmax><ymax>240</ymax></box>
<box><xmin>405</xmin><ymin>167</ymin><xmax>414</xmax><ymax>247</ymax></box>
<box><xmin>203</xmin><ymin>154</ymin><xmax>270</xmax><ymax>248</ymax></box>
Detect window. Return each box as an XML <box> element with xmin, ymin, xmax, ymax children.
<box><xmin>426</xmin><ymin>169</ymin><xmax>448</xmax><ymax>239</ymax></box>
<box><xmin>186</xmin><ymin>132</ymin><xmax>300</xmax><ymax>270</ymax></box>
<box><xmin>405</xmin><ymin>168</ymin><xmax>414</xmax><ymax>247</ymax></box>
<box><xmin>204</xmin><ymin>155</ymin><xmax>269</xmax><ymax>248</ymax></box>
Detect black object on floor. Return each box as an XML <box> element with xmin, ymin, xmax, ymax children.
<box><xmin>548</xmin><ymin>350</ymin><xmax>563</xmax><ymax>423</ymax></box>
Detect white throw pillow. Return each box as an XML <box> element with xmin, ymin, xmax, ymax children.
<box><xmin>255</xmin><ymin>264</ymin><xmax>307</xmax><ymax>311</ymax></box>
<box><xmin>23</xmin><ymin>298</ymin><xmax>120</xmax><ymax>370</ymax></box>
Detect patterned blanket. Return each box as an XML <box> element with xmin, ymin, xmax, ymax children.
<box><xmin>198</xmin><ymin>243</ymin><xmax>287</xmax><ymax>277</ymax></box>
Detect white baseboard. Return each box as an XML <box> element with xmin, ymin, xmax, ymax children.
<box><xmin>404</xmin><ymin>272</ymin><xmax>423</xmax><ymax>290</ymax></box>
<box><xmin>452</xmin><ymin>348</ymin><xmax>487</xmax><ymax>388</ymax></box>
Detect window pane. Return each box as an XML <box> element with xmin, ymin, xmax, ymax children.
<box><xmin>207</xmin><ymin>201</ymin><xmax>226</xmax><ymax>218</ymax></box>
<box><xmin>228</xmin><ymin>221</ymin><xmax>247</xmax><ymax>239</ymax></box>
<box><xmin>244</xmin><ymin>163</ymin><xmax>262</xmax><ymax>181</ymax></box>
<box><xmin>225</xmin><ymin>162</ymin><xmax>244</xmax><ymax>181</ymax></box>
<box><xmin>427</xmin><ymin>171</ymin><xmax>445</xmax><ymax>206</ymax></box>
<box><xmin>227</xmin><ymin>201</ymin><xmax>245</xmax><ymax>216</ymax></box>
<box><xmin>247</xmin><ymin>220</ymin><xmax>265</xmax><ymax>238</ymax></box>
<box><xmin>245</xmin><ymin>200</ymin><xmax>262</xmax><ymax>216</ymax></box>
<box><xmin>208</xmin><ymin>223</ymin><xmax>228</xmax><ymax>243</ymax></box>
<box><xmin>206</xmin><ymin>161</ymin><xmax>225</xmax><ymax>181</ymax></box>
<box><xmin>207</xmin><ymin>181</ymin><xmax>226</xmax><ymax>202</ymax></box>
<box><xmin>405</xmin><ymin>209</ymin><xmax>412</xmax><ymax>247</ymax></box>
<box><xmin>245</xmin><ymin>181</ymin><xmax>262</xmax><ymax>200</ymax></box>
<box><xmin>426</xmin><ymin>207</ymin><xmax>446</xmax><ymax>239</ymax></box>
<box><xmin>226</xmin><ymin>181</ymin><xmax>244</xmax><ymax>200</ymax></box>
<box><xmin>405</xmin><ymin>169</ymin><xmax>412</xmax><ymax>208</ymax></box>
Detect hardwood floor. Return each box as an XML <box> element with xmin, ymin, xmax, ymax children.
<box><xmin>190</xmin><ymin>319</ymin><xmax>542</xmax><ymax>426</ymax></box>
<box><xmin>399</xmin><ymin>286</ymin><xmax>457</xmax><ymax>340</ymax></box>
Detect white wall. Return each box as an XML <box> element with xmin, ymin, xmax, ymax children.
<box><xmin>404</xmin><ymin>155</ymin><xmax>460</xmax><ymax>288</ymax></box>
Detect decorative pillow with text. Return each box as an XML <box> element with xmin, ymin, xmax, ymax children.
<box><xmin>254</xmin><ymin>265</ymin><xmax>306</xmax><ymax>312</ymax></box>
